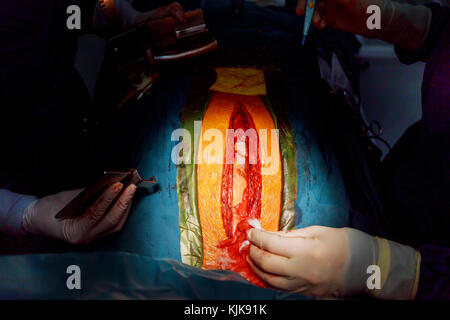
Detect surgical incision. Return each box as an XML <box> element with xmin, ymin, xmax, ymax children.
<box><xmin>217</xmin><ymin>102</ymin><xmax>265</xmax><ymax>287</ymax></box>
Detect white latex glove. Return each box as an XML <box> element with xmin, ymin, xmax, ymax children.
<box><xmin>22</xmin><ymin>182</ymin><xmax>136</xmax><ymax>245</ymax></box>
<box><xmin>247</xmin><ymin>226</ymin><xmax>421</xmax><ymax>299</ymax></box>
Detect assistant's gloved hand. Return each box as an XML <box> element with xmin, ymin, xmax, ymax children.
<box><xmin>295</xmin><ymin>0</ymin><xmax>431</xmax><ymax>51</ymax></box>
<box><xmin>94</xmin><ymin>1</ymin><xmax>185</xmax><ymax>33</ymax></box>
<box><xmin>22</xmin><ymin>182</ymin><xmax>136</xmax><ymax>245</ymax></box>
<box><xmin>130</xmin><ymin>1</ymin><xmax>186</xmax><ymax>27</ymax></box>
<box><xmin>247</xmin><ymin>226</ymin><xmax>421</xmax><ymax>299</ymax></box>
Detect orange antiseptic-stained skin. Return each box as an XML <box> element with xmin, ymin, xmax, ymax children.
<box><xmin>197</xmin><ymin>92</ymin><xmax>282</xmax><ymax>277</ymax></box>
<box><xmin>245</xmin><ymin>97</ymin><xmax>282</xmax><ymax>232</ymax></box>
<box><xmin>197</xmin><ymin>92</ymin><xmax>235</xmax><ymax>268</ymax></box>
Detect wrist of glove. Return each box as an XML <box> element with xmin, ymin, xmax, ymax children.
<box><xmin>22</xmin><ymin>182</ymin><xmax>136</xmax><ymax>245</ymax></box>
<box><xmin>246</xmin><ymin>226</ymin><xmax>421</xmax><ymax>299</ymax></box>
<box><xmin>0</xmin><ymin>189</ymin><xmax>37</xmax><ymax>237</ymax></box>
<box><xmin>22</xmin><ymin>189</ymin><xmax>82</xmax><ymax>240</ymax></box>
<box><xmin>343</xmin><ymin>228</ymin><xmax>421</xmax><ymax>299</ymax></box>
<box><xmin>369</xmin><ymin>0</ymin><xmax>432</xmax><ymax>52</ymax></box>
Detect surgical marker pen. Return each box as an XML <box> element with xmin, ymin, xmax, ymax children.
<box><xmin>302</xmin><ymin>0</ymin><xmax>316</xmax><ymax>46</ymax></box>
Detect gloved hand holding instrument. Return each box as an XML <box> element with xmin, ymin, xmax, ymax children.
<box><xmin>0</xmin><ymin>1</ymin><xmax>181</xmax><ymax>245</ymax></box>
<box><xmin>296</xmin><ymin>0</ymin><xmax>431</xmax><ymax>51</ymax></box>
<box><xmin>247</xmin><ymin>226</ymin><xmax>421</xmax><ymax>299</ymax></box>
<box><xmin>95</xmin><ymin>0</ymin><xmax>218</xmax><ymax>107</ymax></box>
<box><xmin>22</xmin><ymin>182</ymin><xmax>136</xmax><ymax>245</ymax></box>
<box><xmin>18</xmin><ymin>1</ymin><xmax>214</xmax><ymax>244</ymax></box>
<box><xmin>20</xmin><ymin>169</ymin><xmax>155</xmax><ymax>244</ymax></box>
<box><xmin>264</xmin><ymin>0</ymin><xmax>432</xmax><ymax>300</ymax></box>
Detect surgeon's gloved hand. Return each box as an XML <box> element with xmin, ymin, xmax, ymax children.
<box><xmin>296</xmin><ymin>0</ymin><xmax>384</xmax><ymax>33</ymax></box>
<box><xmin>295</xmin><ymin>0</ymin><xmax>431</xmax><ymax>51</ymax></box>
<box><xmin>131</xmin><ymin>2</ymin><xmax>186</xmax><ymax>27</ymax></box>
<box><xmin>22</xmin><ymin>182</ymin><xmax>137</xmax><ymax>245</ymax></box>
<box><xmin>247</xmin><ymin>226</ymin><xmax>421</xmax><ymax>299</ymax></box>
<box><xmin>94</xmin><ymin>1</ymin><xmax>185</xmax><ymax>33</ymax></box>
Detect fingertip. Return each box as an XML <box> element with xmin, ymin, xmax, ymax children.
<box><xmin>247</xmin><ymin>229</ymin><xmax>253</xmax><ymax>241</ymax></box>
<box><xmin>119</xmin><ymin>184</ymin><xmax>137</xmax><ymax>207</ymax></box>
<box><xmin>111</xmin><ymin>182</ymin><xmax>123</xmax><ymax>193</ymax></box>
<box><xmin>312</xmin><ymin>15</ymin><xmax>320</xmax><ymax>25</ymax></box>
<box><xmin>296</xmin><ymin>0</ymin><xmax>306</xmax><ymax>15</ymax></box>
<box><xmin>122</xmin><ymin>184</ymin><xmax>137</xmax><ymax>198</ymax></box>
<box><xmin>129</xmin><ymin>183</ymin><xmax>137</xmax><ymax>193</ymax></box>
<box><xmin>248</xmin><ymin>244</ymin><xmax>262</xmax><ymax>259</ymax></box>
